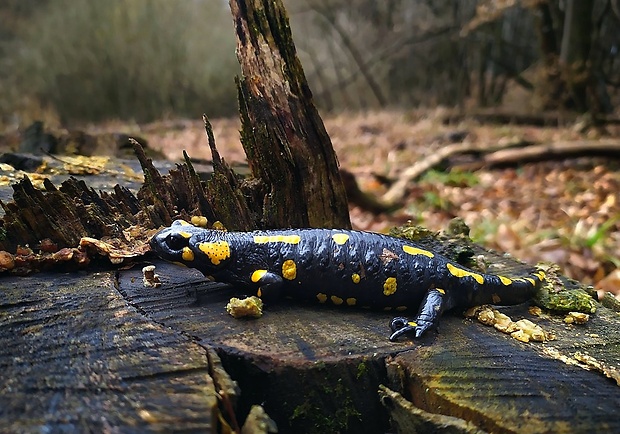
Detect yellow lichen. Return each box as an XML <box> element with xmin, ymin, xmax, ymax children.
<box><xmin>331</xmin><ymin>295</ymin><xmax>344</xmax><ymax>305</ymax></box>
<box><xmin>226</xmin><ymin>296</ymin><xmax>263</xmax><ymax>318</ymax></box>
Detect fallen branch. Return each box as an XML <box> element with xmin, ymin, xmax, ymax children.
<box><xmin>480</xmin><ymin>139</ymin><xmax>620</xmax><ymax>166</ymax></box>
<box><xmin>381</xmin><ymin>139</ymin><xmax>527</xmax><ymax>204</ymax></box>
<box><xmin>382</xmin><ymin>139</ymin><xmax>620</xmax><ymax>205</ymax></box>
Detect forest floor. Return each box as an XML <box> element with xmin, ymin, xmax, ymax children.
<box><xmin>107</xmin><ymin>109</ymin><xmax>620</xmax><ymax>295</ymax></box>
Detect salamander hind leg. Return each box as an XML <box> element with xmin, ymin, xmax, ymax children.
<box><xmin>389</xmin><ymin>287</ymin><xmax>448</xmax><ymax>341</ymax></box>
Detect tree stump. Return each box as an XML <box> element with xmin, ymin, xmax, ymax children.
<box><xmin>110</xmin><ymin>257</ymin><xmax>620</xmax><ymax>434</ymax></box>
<box><xmin>230</xmin><ymin>0</ymin><xmax>350</xmax><ymax>229</ymax></box>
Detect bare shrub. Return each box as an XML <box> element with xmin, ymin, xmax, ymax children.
<box><xmin>10</xmin><ymin>0</ymin><xmax>238</xmax><ymax>124</ymax></box>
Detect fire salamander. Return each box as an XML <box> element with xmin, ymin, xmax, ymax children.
<box><xmin>150</xmin><ymin>220</ymin><xmax>545</xmax><ymax>341</ymax></box>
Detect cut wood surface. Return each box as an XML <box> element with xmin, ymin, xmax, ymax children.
<box><xmin>0</xmin><ymin>269</ymin><xmax>217</xmax><ymax>432</ymax></box>
<box><xmin>1</xmin><ymin>254</ymin><xmax>619</xmax><ymax>433</ymax></box>
<box><xmin>119</xmin><ymin>262</ymin><xmax>398</xmax><ymax>433</ymax></box>
<box><xmin>389</xmin><ymin>302</ymin><xmax>620</xmax><ymax>434</ymax></box>
<box><xmin>122</xmin><ymin>261</ymin><xmax>620</xmax><ymax>434</ymax></box>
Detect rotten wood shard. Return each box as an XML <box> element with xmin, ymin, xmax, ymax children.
<box><xmin>230</xmin><ymin>0</ymin><xmax>350</xmax><ymax>229</ymax></box>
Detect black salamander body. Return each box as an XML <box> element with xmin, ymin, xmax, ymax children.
<box><xmin>150</xmin><ymin>220</ymin><xmax>545</xmax><ymax>340</ymax></box>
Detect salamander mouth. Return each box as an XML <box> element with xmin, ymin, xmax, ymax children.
<box><xmin>149</xmin><ymin>229</ymin><xmax>188</xmax><ymax>257</ymax></box>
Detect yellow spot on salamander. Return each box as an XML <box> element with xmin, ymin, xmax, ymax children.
<box><xmin>182</xmin><ymin>247</ymin><xmax>194</xmax><ymax>262</ymax></box>
<box><xmin>402</xmin><ymin>245</ymin><xmax>434</xmax><ymax>258</ymax></box>
<box><xmin>331</xmin><ymin>296</ymin><xmax>344</xmax><ymax>305</ymax></box>
<box><xmin>198</xmin><ymin>240</ymin><xmax>230</xmax><ymax>265</ymax></box>
<box><xmin>177</xmin><ymin>220</ymin><xmax>192</xmax><ymax>226</ymax></box>
<box><xmin>383</xmin><ymin>277</ymin><xmax>397</xmax><ymax>296</ymax></box>
<box><xmin>535</xmin><ymin>271</ymin><xmax>546</xmax><ymax>281</ymax></box>
<box><xmin>499</xmin><ymin>276</ymin><xmax>512</xmax><ymax>286</ymax></box>
<box><xmin>447</xmin><ymin>263</ymin><xmax>484</xmax><ymax>284</ymax></box>
<box><xmin>251</xmin><ymin>269</ymin><xmax>268</xmax><ymax>283</ymax></box>
<box><xmin>253</xmin><ymin>235</ymin><xmax>301</xmax><ymax>244</ymax></box>
<box><xmin>317</xmin><ymin>293</ymin><xmax>327</xmax><ymax>303</ymax></box>
<box><xmin>436</xmin><ymin>288</ymin><xmax>446</xmax><ymax>295</ymax></box>
<box><xmin>332</xmin><ymin>233</ymin><xmax>350</xmax><ymax>245</ymax></box>
<box><xmin>346</xmin><ymin>297</ymin><xmax>357</xmax><ymax>306</ymax></box>
<box><xmin>525</xmin><ymin>278</ymin><xmax>536</xmax><ymax>286</ymax></box>
<box><xmin>351</xmin><ymin>273</ymin><xmax>361</xmax><ymax>284</ymax></box>
<box><xmin>408</xmin><ymin>321</ymin><xmax>418</xmax><ymax>327</ymax></box>
<box><xmin>282</xmin><ymin>259</ymin><xmax>297</xmax><ymax>280</ymax></box>
<box><xmin>257</xmin><ymin>288</ymin><xmax>262</xmax><ymax>297</ymax></box>
<box><xmin>179</xmin><ymin>231</ymin><xmax>192</xmax><ymax>239</ymax></box>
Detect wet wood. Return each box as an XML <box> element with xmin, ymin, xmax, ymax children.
<box><xmin>114</xmin><ymin>257</ymin><xmax>620</xmax><ymax>434</ymax></box>
<box><xmin>119</xmin><ymin>261</ymin><xmax>397</xmax><ymax>433</ymax></box>
<box><xmin>388</xmin><ymin>301</ymin><xmax>620</xmax><ymax>434</ymax></box>
<box><xmin>1</xmin><ymin>209</ymin><xmax>618</xmax><ymax>433</ymax></box>
<box><xmin>0</xmin><ymin>269</ymin><xmax>217</xmax><ymax>432</ymax></box>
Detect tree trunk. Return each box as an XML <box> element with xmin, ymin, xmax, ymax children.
<box><xmin>559</xmin><ymin>0</ymin><xmax>594</xmax><ymax>112</ymax></box>
<box><xmin>230</xmin><ymin>0</ymin><xmax>350</xmax><ymax>229</ymax></box>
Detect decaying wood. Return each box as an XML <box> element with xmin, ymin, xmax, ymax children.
<box><xmin>0</xmin><ymin>175</ymin><xmax>145</xmax><ymax>253</ymax></box>
<box><xmin>230</xmin><ymin>0</ymin><xmax>350</xmax><ymax>229</ymax></box>
<box><xmin>378</xmin><ymin>385</ymin><xmax>485</xmax><ymax>434</ymax></box>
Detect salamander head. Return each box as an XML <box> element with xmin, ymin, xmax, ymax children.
<box><xmin>149</xmin><ymin>220</ymin><xmax>232</xmax><ymax>273</ymax></box>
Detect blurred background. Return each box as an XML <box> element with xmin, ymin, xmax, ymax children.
<box><xmin>0</xmin><ymin>0</ymin><xmax>619</xmax><ymax>290</ymax></box>
<box><xmin>1</xmin><ymin>0</ymin><xmax>618</xmax><ymax>129</ymax></box>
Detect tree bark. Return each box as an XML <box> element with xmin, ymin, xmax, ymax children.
<box><xmin>230</xmin><ymin>0</ymin><xmax>350</xmax><ymax>229</ymax></box>
<box><xmin>559</xmin><ymin>0</ymin><xmax>594</xmax><ymax>112</ymax></box>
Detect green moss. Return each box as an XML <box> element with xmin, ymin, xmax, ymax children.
<box><xmin>420</xmin><ymin>169</ymin><xmax>480</xmax><ymax>187</ymax></box>
<box><xmin>356</xmin><ymin>361</ymin><xmax>368</xmax><ymax>380</ymax></box>
<box><xmin>389</xmin><ymin>222</ymin><xmax>436</xmax><ymax>242</ymax></box>
<box><xmin>289</xmin><ymin>378</ymin><xmax>361</xmax><ymax>433</ymax></box>
<box><xmin>445</xmin><ymin>217</ymin><xmax>471</xmax><ymax>237</ymax></box>
<box><xmin>534</xmin><ymin>288</ymin><xmax>597</xmax><ymax>314</ymax></box>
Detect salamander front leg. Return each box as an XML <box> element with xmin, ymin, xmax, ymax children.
<box><xmin>250</xmin><ymin>270</ymin><xmax>284</xmax><ymax>302</ymax></box>
<box><xmin>389</xmin><ymin>287</ymin><xmax>447</xmax><ymax>341</ymax></box>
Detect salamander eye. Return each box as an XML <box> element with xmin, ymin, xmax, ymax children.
<box><xmin>165</xmin><ymin>232</ymin><xmax>188</xmax><ymax>251</ymax></box>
